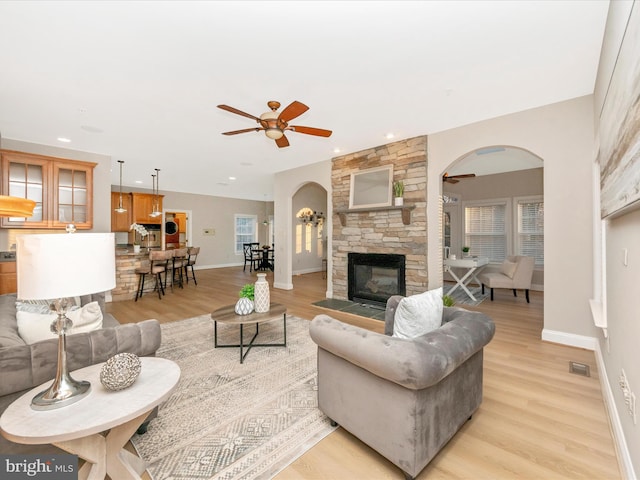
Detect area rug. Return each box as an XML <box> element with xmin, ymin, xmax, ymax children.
<box><xmin>131</xmin><ymin>313</ymin><xmax>336</xmax><ymax>480</ymax></box>
<box><xmin>445</xmin><ymin>283</ymin><xmax>490</xmax><ymax>306</ymax></box>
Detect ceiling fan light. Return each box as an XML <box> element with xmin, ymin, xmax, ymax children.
<box><xmin>265</xmin><ymin>128</ymin><xmax>284</xmax><ymax>140</ymax></box>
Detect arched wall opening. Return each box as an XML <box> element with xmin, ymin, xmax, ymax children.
<box><xmin>440</xmin><ymin>145</ymin><xmax>544</xmax><ymax>303</ymax></box>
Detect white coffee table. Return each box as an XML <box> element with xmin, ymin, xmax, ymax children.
<box><xmin>444</xmin><ymin>257</ymin><xmax>490</xmax><ymax>301</ymax></box>
<box><xmin>0</xmin><ymin>357</ymin><xmax>180</xmax><ymax>480</ymax></box>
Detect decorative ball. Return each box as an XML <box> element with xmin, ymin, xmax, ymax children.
<box><xmin>100</xmin><ymin>353</ymin><xmax>142</xmax><ymax>391</ymax></box>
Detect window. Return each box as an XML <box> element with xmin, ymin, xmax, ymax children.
<box><xmin>464</xmin><ymin>201</ymin><xmax>508</xmax><ymax>262</ymax></box>
<box><xmin>516</xmin><ymin>197</ymin><xmax>544</xmax><ymax>265</ymax></box>
<box><xmin>234</xmin><ymin>214</ymin><xmax>257</xmax><ymax>254</ymax></box>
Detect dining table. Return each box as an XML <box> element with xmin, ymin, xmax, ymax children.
<box><xmin>252</xmin><ymin>248</ymin><xmax>274</xmax><ymax>271</ymax></box>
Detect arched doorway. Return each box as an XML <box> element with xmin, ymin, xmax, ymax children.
<box><xmin>441</xmin><ymin>146</ymin><xmax>544</xmax><ymax>301</ymax></box>
<box><xmin>291</xmin><ymin>182</ymin><xmax>328</xmax><ymax>275</ymax></box>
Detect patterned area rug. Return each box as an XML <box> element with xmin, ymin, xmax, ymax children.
<box><xmin>444</xmin><ymin>283</ymin><xmax>490</xmax><ymax>306</ymax></box>
<box><xmin>131</xmin><ymin>313</ymin><xmax>335</xmax><ymax>480</ymax></box>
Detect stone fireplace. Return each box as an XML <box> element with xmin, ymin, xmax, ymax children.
<box><xmin>332</xmin><ymin>136</ymin><xmax>428</xmax><ymax>300</ymax></box>
<box><xmin>348</xmin><ymin>253</ymin><xmax>406</xmax><ymax>307</ymax></box>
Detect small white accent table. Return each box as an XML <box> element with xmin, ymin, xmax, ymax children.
<box><xmin>444</xmin><ymin>257</ymin><xmax>489</xmax><ymax>301</ymax></box>
<box><xmin>0</xmin><ymin>357</ymin><xmax>180</xmax><ymax>480</ymax></box>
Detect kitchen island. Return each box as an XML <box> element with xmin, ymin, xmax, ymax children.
<box><xmin>113</xmin><ymin>247</ymin><xmax>160</xmax><ymax>301</ymax></box>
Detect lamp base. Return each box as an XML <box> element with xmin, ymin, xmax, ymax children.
<box><xmin>31</xmin><ymin>378</ymin><xmax>91</xmax><ymax>410</ymax></box>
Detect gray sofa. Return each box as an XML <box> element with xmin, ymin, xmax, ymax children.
<box><xmin>309</xmin><ymin>295</ymin><xmax>495</xmax><ymax>480</ymax></box>
<box><xmin>0</xmin><ymin>292</ymin><xmax>162</xmax><ymax>454</ymax></box>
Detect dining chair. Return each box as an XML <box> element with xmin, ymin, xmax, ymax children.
<box><xmin>134</xmin><ymin>249</ymin><xmax>173</xmax><ymax>301</ymax></box>
<box><xmin>184</xmin><ymin>246</ymin><xmax>200</xmax><ymax>285</ymax></box>
<box><xmin>243</xmin><ymin>243</ymin><xmax>260</xmax><ymax>272</ymax></box>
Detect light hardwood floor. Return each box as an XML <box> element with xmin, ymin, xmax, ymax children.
<box><xmin>108</xmin><ymin>267</ymin><xmax>621</xmax><ymax>480</ymax></box>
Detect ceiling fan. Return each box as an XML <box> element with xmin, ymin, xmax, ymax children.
<box><xmin>443</xmin><ymin>172</ymin><xmax>476</xmax><ymax>184</ymax></box>
<box><xmin>217</xmin><ymin>100</ymin><xmax>332</xmax><ymax>148</ymax></box>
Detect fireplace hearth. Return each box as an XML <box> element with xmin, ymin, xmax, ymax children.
<box><xmin>348</xmin><ymin>253</ymin><xmax>406</xmax><ymax>308</ymax></box>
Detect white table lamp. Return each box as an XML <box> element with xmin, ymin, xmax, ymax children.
<box><xmin>16</xmin><ymin>232</ymin><xmax>116</xmax><ymax>410</ymax></box>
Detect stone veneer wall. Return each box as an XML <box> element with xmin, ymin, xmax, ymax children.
<box><xmin>332</xmin><ymin>136</ymin><xmax>428</xmax><ymax>300</ymax></box>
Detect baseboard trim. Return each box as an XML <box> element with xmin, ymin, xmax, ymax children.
<box><xmin>594</xmin><ymin>342</ymin><xmax>637</xmax><ymax>480</ymax></box>
<box><xmin>292</xmin><ymin>267</ymin><xmax>323</xmax><ymax>275</ymax></box>
<box><xmin>540</xmin><ymin>329</ymin><xmax>598</xmax><ymax>350</ymax></box>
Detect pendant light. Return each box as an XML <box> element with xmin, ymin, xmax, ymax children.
<box><xmin>150</xmin><ymin>168</ymin><xmax>161</xmax><ymax>217</ymax></box>
<box><xmin>114</xmin><ymin>160</ymin><xmax>127</xmax><ymax>213</ymax></box>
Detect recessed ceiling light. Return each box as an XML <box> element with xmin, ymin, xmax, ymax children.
<box><xmin>333</xmin><ymin>148</ymin><xmax>341</xmax><ymax>153</ymax></box>
<box><xmin>228</xmin><ymin>176</ymin><xmax>236</xmax><ymax>181</ymax></box>
<box><xmin>57</xmin><ymin>137</ymin><xmax>71</xmax><ymax>143</ymax></box>
<box><xmin>385</xmin><ymin>133</ymin><xmax>395</xmax><ymax>139</ymax></box>
<box><xmin>135</xmin><ymin>180</ymin><xmax>143</xmax><ymax>184</ymax></box>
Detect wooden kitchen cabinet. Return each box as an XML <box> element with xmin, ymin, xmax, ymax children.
<box><xmin>131</xmin><ymin>192</ymin><xmax>163</xmax><ymax>225</ymax></box>
<box><xmin>111</xmin><ymin>192</ymin><xmax>132</xmax><ymax>231</ymax></box>
<box><xmin>0</xmin><ymin>150</ymin><xmax>96</xmax><ymax>229</ymax></box>
<box><xmin>0</xmin><ymin>262</ymin><xmax>17</xmax><ymax>295</ymax></box>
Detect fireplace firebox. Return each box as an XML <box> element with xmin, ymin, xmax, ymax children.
<box><xmin>348</xmin><ymin>253</ymin><xmax>406</xmax><ymax>308</ymax></box>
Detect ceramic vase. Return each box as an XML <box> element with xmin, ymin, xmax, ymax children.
<box><xmin>235</xmin><ymin>297</ymin><xmax>254</xmax><ymax>315</ymax></box>
<box><xmin>394</xmin><ymin>197</ymin><xmax>404</xmax><ymax>206</ymax></box>
<box><xmin>254</xmin><ymin>273</ymin><xmax>270</xmax><ymax>313</ymax></box>
<box><xmin>133</xmin><ymin>245</ymin><xmax>141</xmax><ymax>253</ymax></box>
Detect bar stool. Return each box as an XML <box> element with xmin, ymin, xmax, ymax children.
<box><xmin>184</xmin><ymin>246</ymin><xmax>200</xmax><ymax>285</ymax></box>
<box><xmin>169</xmin><ymin>247</ymin><xmax>189</xmax><ymax>289</ymax></box>
<box><xmin>135</xmin><ymin>250</ymin><xmax>173</xmax><ymax>301</ymax></box>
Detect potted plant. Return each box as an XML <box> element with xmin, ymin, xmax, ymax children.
<box><xmin>443</xmin><ymin>294</ymin><xmax>455</xmax><ymax>307</ymax></box>
<box><xmin>393</xmin><ymin>180</ymin><xmax>404</xmax><ymax>206</ymax></box>
<box><xmin>235</xmin><ymin>283</ymin><xmax>255</xmax><ymax>315</ymax></box>
<box><xmin>462</xmin><ymin>246</ymin><xmax>470</xmax><ymax>257</ymax></box>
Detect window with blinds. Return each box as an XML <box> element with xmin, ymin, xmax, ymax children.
<box><xmin>517</xmin><ymin>199</ymin><xmax>544</xmax><ymax>265</ymax></box>
<box><xmin>464</xmin><ymin>203</ymin><xmax>507</xmax><ymax>262</ymax></box>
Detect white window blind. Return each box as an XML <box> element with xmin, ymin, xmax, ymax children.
<box><xmin>234</xmin><ymin>215</ymin><xmax>257</xmax><ymax>254</ymax></box>
<box><xmin>464</xmin><ymin>204</ymin><xmax>506</xmax><ymax>262</ymax></box>
<box><xmin>518</xmin><ymin>200</ymin><xmax>544</xmax><ymax>265</ymax></box>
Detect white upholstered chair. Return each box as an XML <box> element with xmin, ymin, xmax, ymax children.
<box><xmin>477</xmin><ymin>255</ymin><xmax>535</xmax><ymax>303</ymax></box>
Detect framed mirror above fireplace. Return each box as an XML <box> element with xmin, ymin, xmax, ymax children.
<box><xmin>349</xmin><ymin>165</ymin><xmax>393</xmax><ymax>209</ymax></box>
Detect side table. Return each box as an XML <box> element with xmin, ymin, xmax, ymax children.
<box><xmin>0</xmin><ymin>357</ymin><xmax>180</xmax><ymax>480</ymax></box>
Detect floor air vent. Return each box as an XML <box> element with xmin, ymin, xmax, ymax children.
<box><xmin>569</xmin><ymin>361</ymin><xmax>591</xmax><ymax>377</ymax></box>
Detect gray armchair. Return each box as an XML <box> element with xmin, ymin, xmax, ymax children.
<box><xmin>309</xmin><ymin>296</ymin><xmax>495</xmax><ymax>479</ymax></box>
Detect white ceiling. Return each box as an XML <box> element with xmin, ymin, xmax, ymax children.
<box><xmin>0</xmin><ymin>1</ymin><xmax>609</xmax><ymax>201</ymax></box>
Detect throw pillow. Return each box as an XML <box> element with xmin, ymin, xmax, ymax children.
<box><xmin>17</xmin><ymin>302</ymin><xmax>103</xmax><ymax>345</ymax></box>
<box><xmin>392</xmin><ymin>287</ymin><xmax>443</xmax><ymax>339</ymax></box>
<box><xmin>500</xmin><ymin>260</ymin><xmax>518</xmax><ymax>279</ymax></box>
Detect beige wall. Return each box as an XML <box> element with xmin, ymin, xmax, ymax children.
<box><xmin>429</xmin><ymin>95</ymin><xmax>597</xmax><ymax>339</ymax></box>
<box><xmin>273</xmin><ymin>160</ymin><xmax>332</xmax><ymax>292</ymax></box>
<box><xmin>123</xmin><ymin>185</ymin><xmax>273</xmax><ymax>270</ymax></box>
<box><xmin>594</xmin><ymin>1</ymin><xmax>639</xmax><ymax>476</ymax></box>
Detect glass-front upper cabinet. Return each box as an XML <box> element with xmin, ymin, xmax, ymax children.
<box><xmin>1</xmin><ymin>150</ymin><xmax>95</xmax><ymax>229</ymax></box>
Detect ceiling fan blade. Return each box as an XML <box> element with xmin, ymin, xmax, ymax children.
<box><xmin>444</xmin><ymin>178</ymin><xmax>460</xmax><ymax>184</ymax></box>
<box><xmin>221</xmin><ymin>127</ymin><xmax>262</xmax><ymax>135</ymax></box>
<box><xmin>217</xmin><ymin>104</ymin><xmax>260</xmax><ymax>121</ymax></box>
<box><xmin>275</xmin><ymin>134</ymin><xmax>290</xmax><ymax>148</ymax></box>
<box><xmin>290</xmin><ymin>125</ymin><xmax>332</xmax><ymax>137</ymax></box>
<box><xmin>279</xmin><ymin>101</ymin><xmax>309</xmax><ymax>122</ymax></box>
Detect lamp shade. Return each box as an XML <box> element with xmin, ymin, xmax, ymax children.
<box><xmin>17</xmin><ymin>233</ymin><xmax>116</xmax><ymax>300</ymax></box>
